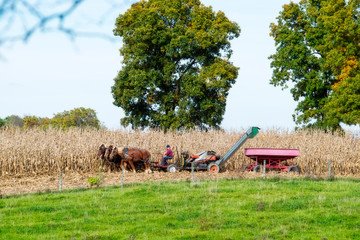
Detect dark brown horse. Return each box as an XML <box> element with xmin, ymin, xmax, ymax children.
<box><xmin>104</xmin><ymin>145</ymin><xmax>113</xmax><ymax>161</ymax></box>
<box><xmin>110</xmin><ymin>147</ymin><xmax>152</xmax><ymax>173</ymax></box>
<box><xmin>97</xmin><ymin>144</ymin><xmax>107</xmax><ymax>159</ymax></box>
<box><xmin>97</xmin><ymin>144</ymin><xmax>120</xmax><ymax>170</ymax></box>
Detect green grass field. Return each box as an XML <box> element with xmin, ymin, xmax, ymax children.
<box><xmin>0</xmin><ymin>178</ymin><xmax>359</xmax><ymax>240</ymax></box>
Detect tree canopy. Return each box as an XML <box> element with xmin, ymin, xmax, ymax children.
<box><xmin>0</xmin><ymin>108</ymin><xmax>100</xmax><ymax>130</ymax></box>
<box><xmin>4</xmin><ymin>115</ymin><xmax>24</xmax><ymax>128</ymax></box>
<box><xmin>51</xmin><ymin>107</ymin><xmax>100</xmax><ymax>130</ymax></box>
<box><xmin>112</xmin><ymin>0</ymin><xmax>240</xmax><ymax>131</ymax></box>
<box><xmin>269</xmin><ymin>0</ymin><xmax>360</xmax><ymax>130</ymax></box>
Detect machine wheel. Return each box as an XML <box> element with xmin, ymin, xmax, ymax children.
<box><xmin>288</xmin><ymin>166</ymin><xmax>299</xmax><ymax>173</ymax></box>
<box><xmin>167</xmin><ymin>164</ymin><xmax>177</xmax><ymax>173</ymax></box>
<box><xmin>208</xmin><ymin>163</ymin><xmax>220</xmax><ymax>174</ymax></box>
<box><xmin>253</xmin><ymin>165</ymin><xmax>261</xmax><ymax>172</ymax></box>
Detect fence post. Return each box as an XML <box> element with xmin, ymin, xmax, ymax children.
<box><xmin>328</xmin><ymin>159</ymin><xmax>332</xmax><ymax>179</ymax></box>
<box><xmin>121</xmin><ymin>166</ymin><xmax>125</xmax><ymax>189</ymax></box>
<box><xmin>263</xmin><ymin>160</ymin><xmax>266</xmax><ymax>179</ymax></box>
<box><xmin>59</xmin><ymin>171</ymin><xmax>62</xmax><ymax>191</ymax></box>
<box><xmin>191</xmin><ymin>162</ymin><xmax>195</xmax><ymax>183</ymax></box>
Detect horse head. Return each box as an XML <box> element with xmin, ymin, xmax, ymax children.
<box><xmin>105</xmin><ymin>145</ymin><xmax>113</xmax><ymax>160</ymax></box>
<box><xmin>109</xmin><ymin>146</ymin><xmax>120</xmax><ymax>161</ymax></box>
<box><xmin>97</xmin><ymin>144</ymin><xmax>106</xmax><ymax>159</ymax></box>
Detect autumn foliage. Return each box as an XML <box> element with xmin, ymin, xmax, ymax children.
<box><xmin>270</xmin><ymin>0</ymin><xmax>360</xmax><ymax>130</ymax></box>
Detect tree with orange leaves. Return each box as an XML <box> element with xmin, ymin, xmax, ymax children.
<box><xmin>269</xmin><ymin>0</ymin><xmax>360</xmax><ymax>131</ymax></box>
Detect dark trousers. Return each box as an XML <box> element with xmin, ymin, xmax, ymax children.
<box><xmin>162</xmin><ymin>156</ymin><xmax>172</xmax><ymax>166</ymax></box>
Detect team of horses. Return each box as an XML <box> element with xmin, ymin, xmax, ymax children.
<box><xmin>97</xmin><ymin>144</ymin><xmax>152</xmax><ymax>173</ymax></box>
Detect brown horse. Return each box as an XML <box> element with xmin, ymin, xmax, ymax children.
<box><xmin>110</xmin><ymin>147</ymin><xmax>152</xmax><ymax>173</ymax></box>
<box><xmin>104</xmin><ymin>145</ymin><xmax>113</xmax><ymax>161</ymax></box>
<box><xmin>97</xmin><ymin>144</ymin><xmax>120</xmax><ymax>170</ymax></box>
<box><xmin>97</xmin><ymin>144</ymin><xmax>107</xmax><ymax>159</ymax></box>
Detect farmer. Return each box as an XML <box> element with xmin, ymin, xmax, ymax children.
<box><xmin>161</xmin><ymin>144</ymin><xmax>173</xmax><ymax>166</ymax></box>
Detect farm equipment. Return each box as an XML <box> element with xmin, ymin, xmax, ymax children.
<box><xmin>243</xmin><ymin>148</ymin><xmax>300</xmax><ymax>172</ymax></box>
<box><xmin>166</xmin><ymin>127</ymin><xmax>260</xmax><ymax>173</ymax></box>
<box><xmin>150</xmin><ymin>153</ymin><xmax>178</xmax><ymax>172</ymax></box>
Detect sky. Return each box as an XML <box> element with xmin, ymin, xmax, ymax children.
<box><xmin>0</xmin><ymin>0</ymin><xmax>299</xmax><ymax>131</ymax></box>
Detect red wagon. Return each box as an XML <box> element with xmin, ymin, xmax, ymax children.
<box><xmin>244</xmin><ymin>148</ymin><xmax>300</xmax><ymax>173</ymax></box>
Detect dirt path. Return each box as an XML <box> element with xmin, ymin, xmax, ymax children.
<box><xmin>0</xmin><ymin>170</ymin><xmax>357</xmax><ymax>196</ymax></box>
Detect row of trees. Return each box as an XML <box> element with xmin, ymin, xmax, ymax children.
<box><xmin>2</xmin><ymin>0</ymin><xmax>359</xmax><ymax>131</ymax></box>
<box><xmin>111</xmin><ymin>0</ymin><xmax>360</xmax><ymax>131</ymax></box>
<box><xmin>0</xmin><ymin>108</ymin><xmax>100</xmax><ymax>130</ymax></box>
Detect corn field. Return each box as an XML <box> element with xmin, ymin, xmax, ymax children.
<box><xmin>0</xmin><ymin>127</ymin><xmax>359</xmax><ymax>177</ymax></box>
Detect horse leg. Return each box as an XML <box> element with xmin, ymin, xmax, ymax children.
<box><xmin>111</xmin><ymin>162</ymin><xmax>116</xmax><ymax>171</ymax></box>
<box><xmin>146</xmin><ymin>154</ymin><xmax>152</xmax><ymax>173</ymax></box>
<box><xmin>120</xmin><ymin>160</ymin><xmax>127</xmax><ymax>173</ymax></box>
<box><xmin>107</xmin><ymin>161</ymin><xmax>114</xmax><ymax>171</ymax></box>
<box><xmin>147</xmin><ymin>163</ymin><xmax>152</xmax><ymax>174</ymax></box>
<box><xmin>105</xmin><ymin>160</ymin><xmax>112</xmax><ymax>172</ymax></box>
<box><xmin>128</xmin><ymin>160</ymin><xmax>136</xmax><ymax>173</ymax></box>
<box><xmin>144</xmin><ymin>163</ymin><xmax>148</xmax><ymax>174</ymax></box>
<box><xmin>122</xmin><ymin>161</ymin><xmax>129</xmax><ymax>172</ymax></box>
<box><xmin>145</xmin><ymin>162</ymin><xmax>152</xmax><ymax>174</ymax></box>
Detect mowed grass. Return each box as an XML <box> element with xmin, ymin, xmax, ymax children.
<box><xmin>0</xmin><ymin>178</ymin><xmax>359</xmax><ymax>240</ymax></box>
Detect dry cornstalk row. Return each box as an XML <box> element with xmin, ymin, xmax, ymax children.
<box><xmin>0</xmin><ymin>127</ymin><xmax>359</xmax><ymax>177</ymax></box>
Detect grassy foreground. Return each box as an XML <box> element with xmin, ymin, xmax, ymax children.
<box><xmin>0</xmin><ymin>178</ymin><xmax>359</xmax><ymax>240</ymax></box>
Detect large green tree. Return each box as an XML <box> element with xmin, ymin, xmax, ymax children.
<box><xmin>269</xmin><ymin>0</ymin><xmax>360</xmax><ymax>130</ymax></box>
<box><xmin>112</xmin><ymin>0</ymin><xmax>240</xmax><ymax>130</ymax></box>
<box><xmin>51</xmin><ymin>107</ymin><xmax>100</xmax><ymax>130</ymax></box>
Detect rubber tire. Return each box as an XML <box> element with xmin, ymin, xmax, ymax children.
<box><xmin>208</xmin><ymin>163</ymin><xmax>220</xmax><ymax>174</ymax></box>
<box><xmin>253</xmin><ymin>165</ymin><xmax>261</xmax><ymax>172</ymax></box>
<box><xmin>167</xmin><ymin>164</ymin><xmax>177</xmax><ymax>173</ymax></box>
<box><xmin>288</xmin><ymin>166</ymin><xmax>299</xmax><ymax>173</ymax></box>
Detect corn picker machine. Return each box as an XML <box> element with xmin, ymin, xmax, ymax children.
<box><xmin>166</xmin><ymin>127</ymin><xmax>260</xmax><ymax>173</ymax></box>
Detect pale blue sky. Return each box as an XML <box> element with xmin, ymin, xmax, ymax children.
<box><xmin>1</xmin><ymin>0</ymin><xmax>298</xmax><ymax>130</ymax></box>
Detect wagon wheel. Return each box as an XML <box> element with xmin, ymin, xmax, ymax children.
<box><xmin>208</xmin><ymin>163</ymin><xmax>220</xmax><ymax>174</ymax></box>
<box><xmin>288</xmin><ymin>166</ymin><xmax>299</xmax><ymax>173</ymax></box>
<box><xmin>167</xmin><ymin>164</ymin><xmax>177</xmax><ymax>173</ymax></box>
<box><xmin>253</xmin><ymin>165</ymin><xmax>261</xmax><ymax>172</ymax></box>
